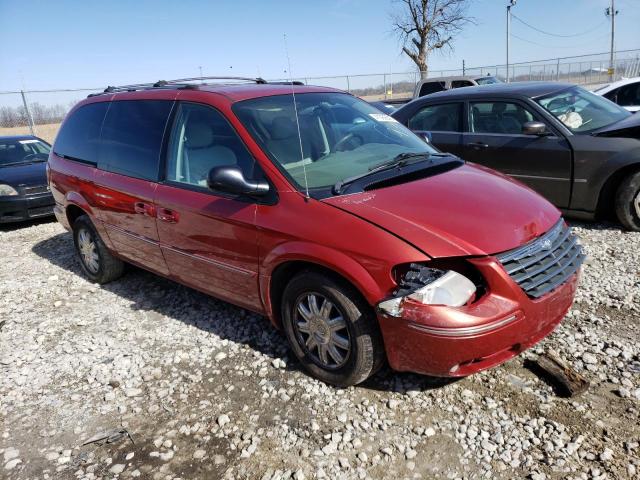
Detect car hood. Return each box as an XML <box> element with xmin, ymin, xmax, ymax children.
<box><xmin>592</xmin><ymin>112</ymin><xmax>640</xmax><ymax>139</ymax></box>
<box><xmin>323</xmin><ymin>163</ymin><xmax>560</xmax><ymax>258</ymax></box>
<box><xmin>0</xmin><ymin>161</ymin><xmax>48</xmax><ymax>187</ymax></box>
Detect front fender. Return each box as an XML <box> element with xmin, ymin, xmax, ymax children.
<box><xmin>260</xmin><ymin>240</ymin><xmax>406</xmax><ymax>322</ymax></box>
<box><xmin>572</xmin><ymin>140</ymin><xmax>640</xmax><ymax>212</ymax></box>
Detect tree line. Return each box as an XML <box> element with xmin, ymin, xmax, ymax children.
<box><xmin>0</xmin><ymin>102</ymin><xmax>71</xmax><ymax>128</ymax></box>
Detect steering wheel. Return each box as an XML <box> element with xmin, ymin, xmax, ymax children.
<box><xmin>22</xmin><ymin>153</ymin><xmax>47</xmax><ymax>162</ymax></box>
<box><xmin>334</xmin><ymin>133</ymin><xmax>363</xmax><ymax>152</ymax></box>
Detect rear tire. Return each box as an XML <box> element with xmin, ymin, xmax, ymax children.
<box><xmin>281</xmin><ymin>271</ymin><xmax>384</xmax><ymax>387</ymax></box>
<box><xmin>72</xmin><ymin>215</ymin><xmax>124</xmax><ymax>284</ymax></box>
<box><xmin>615</xmin><ymin>171</ymin><xmax>640</xmax><ymax>231</ymax></box>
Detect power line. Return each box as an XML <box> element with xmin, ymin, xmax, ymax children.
<box><xmin>511</xmin><ymin>32</ymin><xmax>609</xmax><ymax>49</ymax></box>
<box><xmin>511</xmin><ymin>13</ymin><xmax>607</xmax><ymax>38</ymax></box>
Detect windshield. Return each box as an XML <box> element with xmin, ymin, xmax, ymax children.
<box><xmin>233</xmin><ymin>92</ymin><xmax>437</xmax><ymax>193</ymax></box>
<box><xmin>0</xmin><ymin>138</ymin><xmax>50</xmax><ymax>166</ymax></box>
<box><xmin>536</xmin><ymin>86</ymin><xmax>630</xmax><ymax>134</ymax></box>
<box><xmin>475</xmin><ymin>76</ymin><xmax>501</xmax><ymax>85</ymax></box>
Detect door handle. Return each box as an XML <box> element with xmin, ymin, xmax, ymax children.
<box><xmin>467</xmin><ymin>142</ymin><xmax>489</xmax><ymax>149</ymax></box>
<box><xmin>134</xmin><ymin>202</ymin><xmax>156</xmax><ymax>217</ymax></box>
<box><xmin>157</xmin><ymin>208</ymin><xmax>179</xmax><ymax>224</ymax></box>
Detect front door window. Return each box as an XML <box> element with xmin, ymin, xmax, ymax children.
<box><xmin>166</xmin><ymin>103</ymin><xmax>257</xmax><ymax>189</ymax></box>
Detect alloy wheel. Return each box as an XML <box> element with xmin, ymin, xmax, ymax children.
<box><xmin>78</xmin><ymin>228</ymin><xmax>100</xmax><ymax>274</ymax></box>
<box><xmin>293</xmin><ymin>293</ymin><xmax>351</xmax><ymax>369</ymax></box>
<box><xmin>634</xmin><ymin>190</ymin><xmax>640</xmax><ymax>219</ymax></box>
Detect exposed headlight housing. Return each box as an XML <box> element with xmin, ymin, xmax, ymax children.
<box><xmin>378</xmin><ymin>263</ymin><xmax>477</xmax><ymax>317</ymax></box>
<box><xmin>0</xmin><ymin>184</ymin><xmax>18</xmax><ymax>196</ymax></box>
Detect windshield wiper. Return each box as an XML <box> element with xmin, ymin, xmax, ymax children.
<box><xmin>333</xmin><ymin>152</ymin><xmax>435</xmax><ymax>195</ymax></box>
<box><xmin>1</xmin><ymin>161</ymin><xmax>37</xmax><ymax>167</ymax></box>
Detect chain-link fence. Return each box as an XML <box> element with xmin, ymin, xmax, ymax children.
<box><xmin>2</xmin><ymin>49</ymin><xmax>639</xmax><ymax>144</ymax></box>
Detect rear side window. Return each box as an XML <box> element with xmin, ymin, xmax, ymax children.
<box><xmin>616</xmin><ymin>83</ymin><xmax>640</xmax><ymax>106</ymax></box>
<box><xmin>99</xmin><ymin>100</ymin><xmax>173</xmax><ymax>181</ymax></box>
<box><xmin>451</xmin><ymin>80</ymin><xmax>473</xmax><ymax>88</ymax></box>
<box><xmin>418</xmin><ymin>81</ymin><xmax>446</xmax><ymax>97</ymax></box>
<box><xmin>54</xmin><ymin>102</ymin><xmax>109</xmax><ymax>163</ymax></box>
<box><xmin>408</xmin><ymin>103</ymin><xmax>462</xmax><ymax>132</ymax></box>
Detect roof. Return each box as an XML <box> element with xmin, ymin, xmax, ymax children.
<box><xmin>594</xmin><ymin>76</ymin><xmax>640</xmax><ymax>94</ymax></box>
<box><xmin>420</xmin><ymin>75</ymin><xmax>496</xmax><ymax>82</ymax></box>
<box><xmin>86</xmin><ymin>81</ymin><xmax>343</xmax><ymax>103</ymax></box>
<box><xmin>193</xmin><ymin>83</ymin><xmax>343</xmax><ymax>101</ymax></box>
<box><xmin>420</xmin><ymin>81</ymin><xmax>575</xmax><ymax>101</ymax></box>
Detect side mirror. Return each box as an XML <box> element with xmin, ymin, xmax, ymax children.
<box><xmin>419</xmin><ymin>131</ymin><xmax>433</xmax><ymax>144</ymax></box>
<box><xmin>207</xmin><ymin>166</ymin><xmax>270</xmax><ymax>197</ymax></box>
<box><xmin>522</xmin><ymin>121</ymin><xmax>547</xmax><ymax>136</ymax></box>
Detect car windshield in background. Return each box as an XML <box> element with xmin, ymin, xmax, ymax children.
<box><xmin>0</xmin><ymin>139</ymin><xmax>50</xmax><ymax>167</ymax></box>
<box><xmin>233</xmin><ymin>92</ymin><xmax>437</xmax><ymax>193</ymax></box>
<box><xmin>475</xmin><ymin>76</ymin><xmax>501</xmax><ymax>85</ymax></box>
<box><xmin>536</xmin><ymin>86</ymin><xmax>630</xmax><ymax>134</ymax></box>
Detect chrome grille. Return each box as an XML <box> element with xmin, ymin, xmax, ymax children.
<box><xmin>496</xmin><ymin>220</ymin><xmax>585</xmax><ymax>299</ymax></box>
<box><xmin>21</xmin><ymin>185</ymin><xmax>50</xmax><ymax>195</ymax></box>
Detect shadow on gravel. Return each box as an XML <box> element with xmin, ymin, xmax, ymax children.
<box><xmin>0</xmin><ymin>215</ymin><xmax>56</xmax><ymax>232</ymax></box>
<box><xmin>33</xmin><ymin>231</ymin><xmax>464</xmax><ymax>393</ymax></box>
<box><xmin>362</xmin><ymin>368</ymin><xmax>460</xmax><ymax>393</ymax></box>
<box><xmin>32</xmin><ymin>231</ymin><xmax>293</xmax><ymax>366</ymax></box>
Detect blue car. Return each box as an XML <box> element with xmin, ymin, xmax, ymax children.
<box><xmin>0</xmin><ymin>135</ymin><xmax>55</xmax><ymax>223</ymax></box>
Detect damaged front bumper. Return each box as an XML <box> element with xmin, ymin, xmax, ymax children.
<box><xmin>376</xmin><ymin>256</ymin><xmax>579</xmax><ymax>377</ymax></box>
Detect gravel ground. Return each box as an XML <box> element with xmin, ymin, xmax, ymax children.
<box><xmin>0</xmin><ymin>218</ymin><xmax>638</xmax><ymax>480</ymax></box>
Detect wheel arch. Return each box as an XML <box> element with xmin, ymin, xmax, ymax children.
<box><xmin>262</xmin><ymin>246</ymin><xmax>390</xmax><ymax>329</ymax></box>
<box><xmin>596</xmin><ymin>162</ymin><xmax>640</xmax><ymax>219</ymax></box>
<box><xmin>66</xmin><ymin>203</ymin><xmax>88</xmax><ymax>228</ymax></box>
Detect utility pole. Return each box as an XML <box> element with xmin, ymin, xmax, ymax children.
<box><xmin>198</xmin><ymin>66</ymin><xmax>203</xmax><ymax>83</ymax></box>
<box><xmin>506</xmin><ymin>0</ymin><xmax>516</xmax><ymax>82</ymax></box>
<box><xmin>606</xmin><ymin>0</ymin><xmax>618</xmax><ymax>82</ymax></box>
<box><xmin>20</xmin><ymin>90</ymin><xmax>35</xmax><ymax>136</ymax></box>
<box><xmin>462</xmin><ymin>59</ymin><xmax>466</xmax><ymax>76</ymax></box>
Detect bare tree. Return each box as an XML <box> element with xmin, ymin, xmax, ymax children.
<box><xmin>391</xmin><ymin>0</ymin><xmax>474</xmax><ymax>79</ymax></box>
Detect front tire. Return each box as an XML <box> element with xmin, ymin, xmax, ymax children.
<box><xmin>615</xmin><ymin>171</ymin><xmax>640</xmax><ymax>231</ymax></box>
<box><xmin>281</xmin><ymin>271</ymin><xmax>384</xmax><ymax>387</ymax></box>
<box><xmin>72</xmin><ymin>215</ymin><xmax>124</xmax><ymax>284</ymax></box>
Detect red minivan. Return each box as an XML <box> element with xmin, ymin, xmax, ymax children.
<box><xmin>48</xmin><ymin>78</ymin><xmax>584</xmax><ymax>386</ymax></box>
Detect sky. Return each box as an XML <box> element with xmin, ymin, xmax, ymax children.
<box><xmin>0</xmin><ymin>0</ymin><xmax>638</xmax><ymax>95</ymax></box>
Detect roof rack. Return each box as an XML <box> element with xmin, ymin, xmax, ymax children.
<box><xmin>87</xmin><ymin>76</ymin><xmax>273</xmax><ymax>97</ymax></box>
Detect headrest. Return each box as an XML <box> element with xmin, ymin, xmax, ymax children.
<box><xmin>185</xmin><ymin>122</ymin><xmax>213</xmax><ymax>148</ymax></box>
<box><xmin>492</xmin><ymin>103</ymin><xmax>507</xmax><ymax>114</ymax></box>
<box><xmin>270</xmin><ymin>117</ymin><xmax>297</xmax><ymax>140</ymax></box>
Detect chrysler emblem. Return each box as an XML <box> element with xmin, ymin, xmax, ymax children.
<box><xmin>540</xmin><ymin>239</ymin><xmax>553</xmax><ymax>251</ymax></box>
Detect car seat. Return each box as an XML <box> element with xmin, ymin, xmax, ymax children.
<box><xmin>266</xmin><ymin>117</ymin><xmax>304</xmax><ymax>165</ymax></box>
<box><xmin>491</xmin><ymin>103</ymin><xmax>521</xmax><ymax>134</ymax></box>
<box><xmin>184</xmin><ymin>122</ymin><xmax>237</xmax><ymax>185</ymax></box>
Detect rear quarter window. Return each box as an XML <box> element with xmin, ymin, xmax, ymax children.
<box><xmin>54</xmin><ymin>102</ymin><xmax>109</xmax><ymax>163</ymax></box>
<box><xmin>418</xmin><ymin>81</ymin><xmax>446</xmax><ymax>97</ymax></box>
<box><xmin>408</xmin><ymin>103</ymin><xmax>462</xmax><ymax>132</ymax></box>
<box><xmin>98</xmin><ymin>100</ymin><xmax>173</xmax><ymax>181</ymax></box>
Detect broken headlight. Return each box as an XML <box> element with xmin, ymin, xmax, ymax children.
<box><xmin>378</xmin><ymin>263</ymin><xmax>477</xmax><ymax>317</ymax></box>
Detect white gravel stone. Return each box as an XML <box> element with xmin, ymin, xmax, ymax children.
<box><xmin>217</xmin><ymin>414</ymin><xmax>230</xmax><ymax>427</ymax></box>
<box><xmin>109</xmin><ymin>464</ymin><xmax>125</xmax><ymax>474</ymax></box>
<box><xmin>4</xmin><ymin>458</ymin><xmax>21</xmax><ymax>470</ymax></box>
<box><xmin>193</xmin><ymin>449</ymin><xmax>206</xmax><ymax>459</ymax></box>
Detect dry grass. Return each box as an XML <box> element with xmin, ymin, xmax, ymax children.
<box><xmin>0</xmin><ymin>123</ymin><xmax>61</xmax><ymax>144</ymax></box>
